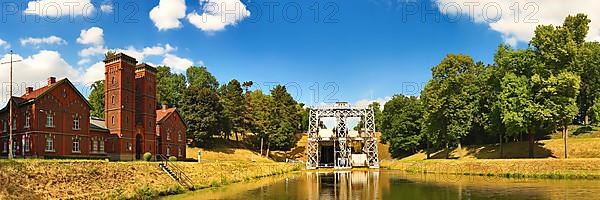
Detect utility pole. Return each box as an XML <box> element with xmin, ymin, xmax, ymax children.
<box><xmin>1</xmin><ymin>50</ymin><xmax>22</xmax><ymax>159</ymax></box>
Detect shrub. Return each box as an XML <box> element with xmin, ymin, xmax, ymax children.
<box><xmin>169</xmin><ymin>156</ymin><xmax>177</xmax><ymax>162</ymax></box>
<box><xmin>143</xmin><ymin>152</ymin><xmax>152</xmax><ymax>161</ymax></box>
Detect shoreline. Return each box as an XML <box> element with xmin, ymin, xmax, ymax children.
<box><xmin>0</xmin><ymin>159</ymin><xmax>302</xmax><ymax>199</ymax></box>
<box><xmin>380</xmin><ymin>158</ymin><xmax>600</xmax><ymax>180</ymax></box>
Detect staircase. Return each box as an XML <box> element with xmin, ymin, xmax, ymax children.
<box><xmin>157</xmin><ymin>154</ymin><xmax>194</xmax><ymax>190</ymax></box>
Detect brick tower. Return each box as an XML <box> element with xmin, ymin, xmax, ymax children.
<box><xmin>134</xmin><ymin>63</ymin><xmax>157</xmax><ymax>159</ymax></box>
<box><xmin>104</xmin><ymin>53</ymin><xmax>137</xmax><ymax>160</ymax></box>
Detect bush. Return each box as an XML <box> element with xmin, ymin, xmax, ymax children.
<box><xmin>143</xmin><ymin>152</ymin><xmax>152</xmax><ymax>161</ymax></box>
<box><xmin>169</xmin><ymin>156</ymin><xmax>177</xmax><ymax>162</ymax></box>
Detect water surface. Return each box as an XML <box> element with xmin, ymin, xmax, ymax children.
<box><xmin>167</xmin><ymin>170</ymin><xmax>600</xmax><ymax>200</ymax></box>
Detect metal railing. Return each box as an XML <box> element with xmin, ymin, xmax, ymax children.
<box><xmin>157</xmin><ymin>154</ymin><xmax>194</xmax><ymax>189</ymax></box>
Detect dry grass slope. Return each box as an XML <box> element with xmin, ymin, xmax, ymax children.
<box><xmin>0</xmin><ymin>148</ymin><xmax>301</xmax><ymax>200</ymax></box>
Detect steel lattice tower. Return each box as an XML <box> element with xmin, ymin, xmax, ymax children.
<box><xmin>306</xmin><ymin>103</ymin><xmax>380</xmax><ymax>169</ymax></box>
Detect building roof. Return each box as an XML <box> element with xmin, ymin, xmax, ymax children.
<box><xmin>156</xmin><ymin>108</ymin><xmax>177</xmax><ymax>123</ymax></box>
<box><xmin>90</xmin><ymin>117</ymin><xmax>108</xmax><ymax>132</ymax></box>
<box><xmin>0</xmin><ymin>78</ymin><xmax>91</xmax><ymax>113</ymax></box>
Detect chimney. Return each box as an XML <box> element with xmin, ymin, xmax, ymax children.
<box><xmin>48</xmin><ymin>77</ymin><xmax>56</xmax><ymax>85</ymax></box>
<box><xmin>25</xmin><ymin>87</ymin><xmax>34</xmax><ymax>95</ymax></box>
<box><xmin>162</xmin><ymin>105</ymin><xmax>168</xmax><ymax>111</ymax></box>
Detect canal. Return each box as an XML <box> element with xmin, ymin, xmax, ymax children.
<box><xmin>166</xmin><ymin>170</ymin><xmax>600</xmax><ymax>200</ymax></box>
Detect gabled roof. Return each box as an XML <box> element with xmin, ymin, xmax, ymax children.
<box><xmin>156</xmin><ymin>107</ymin><xmax>188</xmax><ymax>128</ymax></box>
<box><xmin>0</xmin><ymin>78</ymin><xmax>91</xmax><ymax>113</ymax></box>
<box><xmin>156</xmin><ymin>108</ymin><xmax>177</xmax><ymax>123</ymax></box>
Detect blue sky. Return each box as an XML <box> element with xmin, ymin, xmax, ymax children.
<box><xmin>1</xmin><ymin>0</ymin><xmax>599</xmax><ymax>107</ymax></box>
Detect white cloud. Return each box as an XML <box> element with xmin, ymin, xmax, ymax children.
<box><xmin>100</xmin><ymin>3</ymin><xmax>113</xmax><ymax>13</ymax></box>
<box><xmin>0</xmin><ymin>38</ymin><xmax>9</xmax><ymax>50</ymax></box>
<box><xmin>162</xmin><ymin>54</ymin><xmax>194</xmax><ymax>72</ymax></box>
<box><xmin>434</xmin><ymin>0</ymin><xmax>600</xmax><ymax>45</ymax></box>
<box><xmin>77</xmin><ymin>27</ymin><xmax>104</xmax><ymax>46</ymax></box>
<box><xmin>0</xmin><ymin>50</ymin><xmax>80</xmax><ymax>105</ymax></box>
<box><xmin>187</xmin><ymin>0</ymin><xmax>251</xmax><ymax>32</ymax></box>
<box><xmin>355</xmin><ymin>96</ymin><xmax>392</xmax><ymax>110</ymax></box>
<box><xmin>79</xmin><ymin>45</ymin><xmax>107</xmax><ymax>57</ymax></box>
<box><xmin>77</xmin><ymin>58</ymin><xmax>91</xmax><ymax>65</ymax></box>
<box><xmin>149</xmin><ymin>0</ymin><xmax>187</xmax><ymax>31</ymax></box>
<box><xmin>24</xmin><ymin>0</ymin><xmax>95</xmax><ymax>17</ymax></box>
<box><xmin>80</xmin><ymin>61</ymin><xmax>106</xmax><ymax>85</ymax></box>
<box><xmin>20</xmin><ymin>35</ymin><xmax>67</xmax><ymax>47</ymax></box>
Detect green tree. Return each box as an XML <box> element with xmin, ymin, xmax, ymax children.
<box><xmin>379</xmin><ymin>95</ymin><xmax>423</xmax><ymax>158</ymax></box>
<box><xmin>421</xmin><ymin>54</ymin><xmax>482</xmax><ymax>158</ymax></box>
<box><xmin>186</xmin><ymin>66</ymin><xmax>219</xmax><ymax>91</ymax></box>
<box><xmin>156</xmin><ymin>66</ymin><xmax>186</xmax><ymax>108</ymax></box>
<box><xmin>180</xmin><ymin>86</ymin><xmax>225</xmax><ymax>145</ymax></box>
<box><xmin>249</xmin><ymin>90</ymin><xmax>273</xmax><ymax>153</ymax></box>
<box><xmin>267</xmin><ymin>85</ymin><xmax>301</xmax><ymax>150</ymax></box>
<box><xmin>220</xmin><ymin>79</ymin><xmax>246</xmax><ymax>141</ymax></box>
<box><xmin>578</xmin><ymin>42</ymin><xmax>600</xmax><ymax>124</ymax></box>
<box><xmin>88</xmin><ymin>80</ymin><xmax>105</xmax><ymax>118</ymax></box>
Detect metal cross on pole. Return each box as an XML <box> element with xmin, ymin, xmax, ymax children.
<box><xmin>1</xmin><ymin>50</ymin><xmax>22</xmax><ymax>159</ymax></box>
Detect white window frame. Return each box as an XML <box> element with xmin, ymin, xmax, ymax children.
<box><xmin>178</xmin><ymin>131</ymin><xmax>182</xmax><ymax>142</ymax></box>
<box><xmin>73</xmin><ymin>115</ymin><xmax>80</xmax><ymax>130</ymax></box>
<box><xmin>178</xmin><ymin>146</ymin><xmax>182</xmax><ymax>157</ymax></box>
<box><xmin>24</xmin><ymin>113</ymin><xmax>30</xmax><ymax>128</ymax></box>
<box><xmin>167</xmin><ymin>129</ymin><xmax>171</xmax><ymax>141</ymax></box>
<box><xmin>166</xmin><ymin>146</ymin><xmax>171</xmax><ymax>156</ymax></box>
<box><xmin>12</xmin><ymin>118</ymin><xmax>16</xmax><ymax>130</ymax></box>
<box><xmin>24</xmin><ymin>137</ymin><xmax>30</xmax><ymax>152</ymax></box>
<box><xmin>99</xmin><ymin>140</ymin><xmax>105</xmax><ymax>152</ymax></box>
<box><xmin>92</xmin><ymin>140</ymin><xmax>98</xmax><ymax>152</ymax></box>
<box><xmin>45</xmin><ymin>136</ymin><xmax>54</xmax><ymax>152</ymax></box>
<box><xmin>46</xmin><ymin>112</ymin><xmax>55</xmax><ymax>128</ymax></box>
<box><xmin>72</xmin><ymin>138</ymin><xmax>80</xmax><ymax>153</ymax></box>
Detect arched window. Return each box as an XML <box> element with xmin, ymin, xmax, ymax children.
<box><xmin>72</xmin><ymin>138</ymin><xmax>80</xmax><ymax>153</ymax></box>
<box><xmin>112</xmin><ymin>76</ymin><xmax>116</xmax><ymax>84</ymax></box>
<box><xmin>111</xmin><ymin>116</ymin><xmax>115</xmax><ymax>125</ymax></box>
<box><xmin>111</xmin><ymin>95</ymin><xmax>115</xmax><ymax>105</ymax></box>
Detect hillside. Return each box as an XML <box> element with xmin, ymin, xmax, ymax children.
<box><xmin>400</xmin><ymin>137</ymin><xmax>600</xmax><ymax>161</ymax></box>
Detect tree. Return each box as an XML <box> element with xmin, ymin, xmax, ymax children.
<box><xmin>156</xmin><ymin>66</ymin><xmax>186</xmax><ymax>108</ymax></box>
<box><xmin>220</xmin><ymin>79</ymin><xmax>246</xmax><ymax>141</ymax></box>
<box><xmin>249</xmin><ymin>90</ymin><xmax>273</xmax><ymax>154</ymax></box>
<box><xmin>530</xmin><ymin>14</ymin><xmax>589</xmax><ymax>158</ymax></box>
<box><xmin>495</xmin><ymin>47</ymin><xmax>540</xmax><ymax>158</ymax></box>
<box><xmin>242</xmin><ymin>81</ymin><xmax>255</xmax><ymax>134</ymax></box>
<box><xmin>379</xmin><ymin>95</ymin><xmax>424</xmax><ymax>158</ymax></box>
<box><xmin>180</xmin><ymin>86</ymin><xmax>225</xmax><ymax>145</ymax></box>
<box><xmin>267</xmin><ymin>85</ymin><xmax>301</xmax><ymax>150</ymax></box>
<box><xmin>88</xmin><ymin>80</ymin><xmax>105</xmax><ymax>118</ymax></box>
<box><xmin>420</xmin><ymin>54</ymin><xmax>482</xmax><ymax>158</ymax></box>
<box><xmin>578</xmin><ymin>42</ymin><xmax>600</xmax><ymax>124</ymax></box>
<box><xmin>186</xmin><ymin>66</ymin><xmax>219</xmax><ymax>91</ymax></box>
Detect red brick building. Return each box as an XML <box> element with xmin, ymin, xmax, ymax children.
<box><xmin>156</xmin><ymin>106</ymin><xmax>187</xmax><ymax>158</ymax></box>
<box><xmin>0</xmin><ymin>53</ymin><xmax>187</xmax><ymax>160</ymax></box>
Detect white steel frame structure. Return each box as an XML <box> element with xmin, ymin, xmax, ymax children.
<box><xmin>306</xmin><ymin>103</ymin><xmax>380</xmax><ymax>169</ymax></box>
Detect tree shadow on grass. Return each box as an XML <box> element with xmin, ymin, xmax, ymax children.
<box><xmin>426</xmin><ymin>141</ymin><xmax>555</xmax><ymax>159</ymax></box>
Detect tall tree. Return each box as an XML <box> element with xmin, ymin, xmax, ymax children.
<box><xmin>530</xmin><ymin>14</ymin><xmax>589</xmax><ymax>158</ymax></box>
<box><xmin>380</xmin><ymin>95</ymin><xmax>424</xmax><ymax>158</ymax></box>
<box><xmin>578</xmin><ymin>42</ymin><xmax>600</xmax><ymax>124</ymax></box>
<box><xmin>421</xmin><ymin>54</ymin><xmax>482</xmax><ymax>158</ymax></box>
<box><xmin>220</xmin><ymin>79</ymin><xmax>246</xmax><ymax>141</ymax></box>
<box><xmin>242</xmin><ymin>81</ymin><xmax>255</xmax><ymax>134</ymax></box>
<box><xmin>267</xmin><ymin>85</ymin><xmax>301</xmax><ymax>150</ymax></box>
<box><xmin>186</xmin><ymin>66</ymin><xmax>219</xmax><ymax>91</ymax></box>
<box><xmin>156</xmin><ymin>66</ymin><xmax>186</xmax><ymax>108</ymax></box>
<box><xmin>88</xmin><ymin>80</ymin><xmax>105</xmax><ymax>118</ymax></box>
<box><xmin>180</xmin><ymin>86</ymin><xmax>225</xmax><ymax>145</ymax></box>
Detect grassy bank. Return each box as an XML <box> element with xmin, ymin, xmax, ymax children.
<box><xmin>0</xmin><ymin>153</ymin><xmax>301</xmax><ymax>199</ymax></box>
<box><xmin>381</xmin><ymin>159</ymin><xmax>600</xmax><ymax>179</ymax></box>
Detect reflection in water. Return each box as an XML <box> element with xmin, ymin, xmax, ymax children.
<box><xmin>167</xmin><ymin>170</ymin><xmax>600</xmax><ymax>200</ymax></box>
